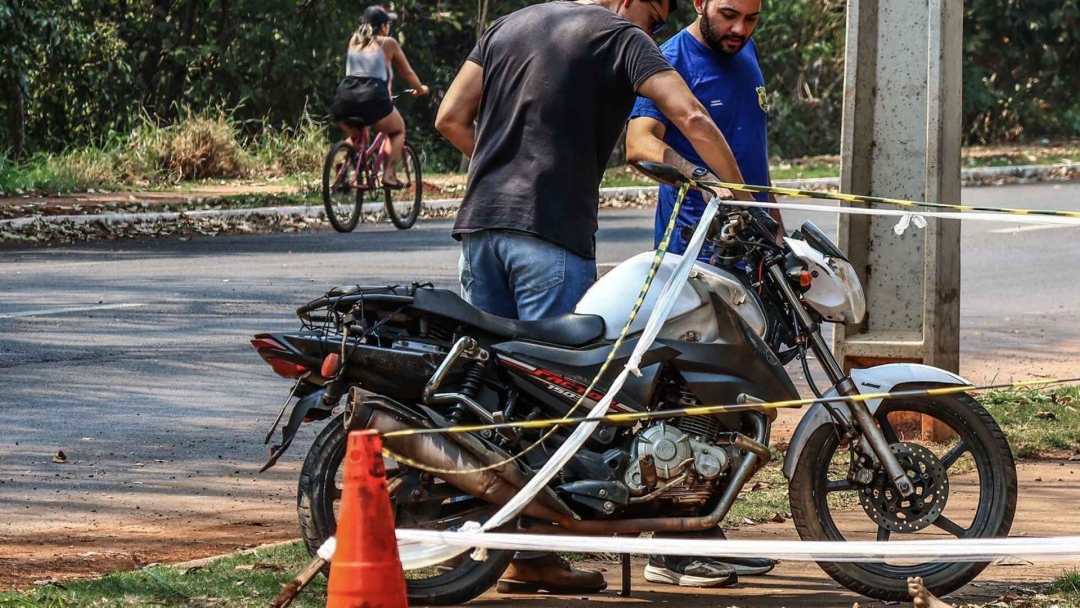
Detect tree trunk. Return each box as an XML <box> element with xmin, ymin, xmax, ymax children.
<box><xmin>5</xmin><ymin>0</ymin><xmax>27</xmax><ymax>157</ymax></box>
<box><xmin>4</xmin><ymin>76</ymin><xmax>26</xmax><ymax>158</ymax></box>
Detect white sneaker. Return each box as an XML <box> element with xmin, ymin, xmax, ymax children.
<box><xmin>643</xmin><ymin>561</ymin><xmax>738</xmax><ymax>588</ymax></box>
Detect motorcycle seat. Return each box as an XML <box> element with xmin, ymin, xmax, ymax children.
<box><xmin>411</xmin><ymin>289</ymin><xmax>605</xmax><ymax>347</ymax></box>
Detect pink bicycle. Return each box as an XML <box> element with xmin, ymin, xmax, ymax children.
<box><xmin>322</xmin><ymin>93</ymin><xmax>423</xmax><ymax>232</ymax></box>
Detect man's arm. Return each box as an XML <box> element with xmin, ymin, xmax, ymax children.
<box><xmin>628</xmin><ymin>70</ymin><xmax>755</xmax><ymax>202</ymax></box>
<box><xmin>435</xmin><ymin>61</ymin><xmax>484</xmax><ymax>158</ymax></box>
<box><xmin>626</xmin><ymin>117</ymin><xmax>714</xmax><ymax>186</ymax></box>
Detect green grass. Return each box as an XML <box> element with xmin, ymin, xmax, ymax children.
<box><xmin>0</xmin><ymin>542</ymin><xmax>327</xmax><ymax>608</ymax></box>
<box><xmin>1052</xmin><ymin>570</ymin><xmax>1080</xmax><ymax>599</ymax></box>
<box><xmin>982</xmin><ymin>387</ymin><xmax>1080</xmax><ymax>459</ymax></box>
<box><xmin>0</xmin><ymin>108</ymin><xmax>329</xmax><ymax>197</ymax></box>
<box><xmin>5</xmin><ymin>134</ymin><xmax>1077</xmax><ymax>198</ymax></box>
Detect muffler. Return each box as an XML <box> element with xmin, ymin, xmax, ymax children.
<box><xmin>352</xmin><ymin>391</ymin><xmax>576</xmax><ymax>526</ymax></box>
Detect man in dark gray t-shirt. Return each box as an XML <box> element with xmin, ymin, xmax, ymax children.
<box><xmin>436</xmin><ymin>0</ymin><xmax>756</xmax><ymax>593</ymax></box>
<box><xmin>438</xmin><ymin>0</ymin><xmax>755</xmax><ymax>325</ymax></box>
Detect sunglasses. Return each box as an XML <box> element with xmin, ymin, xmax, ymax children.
<box><xmin>644</xmin><ymin>0</ymin><xmax>667</xmax><ymax>36</ymax></box>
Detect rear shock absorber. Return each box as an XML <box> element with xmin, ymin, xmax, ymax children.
<box><xmin>448</xmin><ymin>360</ymin><xmax>486</xmax><ymax>424</ymax></box>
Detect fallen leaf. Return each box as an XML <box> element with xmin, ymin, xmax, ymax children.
<box><xmin>1035</xmin><ymin>411</ymin><xmax>1058</xmax><ymax>421</ymax></box>
<box><xmin>770</xmin><ymin>513</ymin><xmax>786</xmax><ymax>523</ymax></box>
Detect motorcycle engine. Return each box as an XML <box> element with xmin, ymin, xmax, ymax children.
<box><xmin>624</xmin><ymin>421</ymin><xmax>731</xmax><ymax>506</ymax></box>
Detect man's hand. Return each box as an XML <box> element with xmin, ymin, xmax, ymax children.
<box><xmin>412</xmin><ymin>85</ymin><xmax>431</xmax><ymax>97</ymax></box>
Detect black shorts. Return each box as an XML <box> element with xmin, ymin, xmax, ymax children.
<box><xmin>331</xmin><ymin>76</ymin><xmax>394</xmax><ymax>127</ymax></box>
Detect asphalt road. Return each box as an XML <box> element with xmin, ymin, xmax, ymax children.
<box><xmin>1</xmin><ymin>180</ymin><xmax>1079</xmax><ymax>586</ymax></box>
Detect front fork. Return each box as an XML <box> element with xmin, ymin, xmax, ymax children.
<box><xmin>767</xmin><ymin>263</ymin><xmax>915</xmax><ymax>497</ymax></box>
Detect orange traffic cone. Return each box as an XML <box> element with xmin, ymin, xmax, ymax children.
<box><xmin>326</xmin><ymin>430</ymin><xmax>408</xmax><ymax>608</ymax></box>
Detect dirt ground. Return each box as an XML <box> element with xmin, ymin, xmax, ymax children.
<box><xmin>5</xmin><ymin>408</ymin><xmax>1078</xmax><ymax>605</ymax></box>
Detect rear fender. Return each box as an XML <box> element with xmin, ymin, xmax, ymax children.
<box><xmin>781</xmin><ymin>363</ymin><xmax>969</xmax><ymax>480</ymax></box>
<box><xmin>260</xmin><ymin>388</ymin><xmax>336</xmax><ymax>473</ymax></box>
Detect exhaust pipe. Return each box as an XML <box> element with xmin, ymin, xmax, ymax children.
<box><xmin>361</xmin><ymin>403</ymin><xmax>577</xmax><ymax>526</ymax></box>
<box><xmin>353</xmin><ymin>390</ymin><xmax>771</xmax><ymax>536</ymax></box>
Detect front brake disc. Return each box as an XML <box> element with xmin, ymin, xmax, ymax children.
<box><xmin>858</xmin><ymin>442</ymin><xmax>950</xmax><ymax>533</ymax></box>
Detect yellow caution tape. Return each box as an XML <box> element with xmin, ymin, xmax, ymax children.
<box><xmin>695</xmin><ymin>178</ymin><xmax>1080</xmax><ymax>218</ymax></box>
<box><xmin>383</xmin><ymin>376</ymin><xmax>1080</xmax><ymax>439</ymax></box>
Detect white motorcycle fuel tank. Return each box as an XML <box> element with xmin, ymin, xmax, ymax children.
<box><xmin>575</xmin><ymin>252</ymin><xmax>767</xmax><ymax>340</ymax></box>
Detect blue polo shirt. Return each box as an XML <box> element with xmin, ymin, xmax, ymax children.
<box><xmin>630</xmin><ymin>31</ymin><xmax>771</xmax><ymax>259</ymax></box>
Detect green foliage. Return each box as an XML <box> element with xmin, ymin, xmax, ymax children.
<box><xmin>964</xmin><ymin>0</ymin><xmax>1080</xmax><ymax>144</ymax></box>
<box><xmin>1</xmin><ymin>0</ymin><xmax>1078</xmax><ymax>174</ymax></box>
<box><xmin>755</xmin><ymin>0</ymin><xmax>847</xmax><ymax>159</ymax></box>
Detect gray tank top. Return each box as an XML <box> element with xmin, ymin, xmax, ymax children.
<box><xmin>346</xmin><ymin>41</ymin><xmax>389</xmax><ymax>81</ymax></box>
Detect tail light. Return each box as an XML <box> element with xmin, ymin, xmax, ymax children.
<box><xmin>267</xmin><ymin>358</ymin><xmax>309</xmax><ymax>379</ymax></box>
<box><xmin>321</xmin><ymin>353</ymin><xmax>341</xmax><ymax>378</ymax></box>
<box><xmin>252</xmin><ymin>337</ymin><xmax>308</xmax><ymax>379</ymax></box>
<box><xmin>251</xmin><ymin>338</ymin><xmax>286</xmax><ymax>351</ymax></box>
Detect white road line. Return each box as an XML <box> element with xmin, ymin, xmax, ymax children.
<box><xmin>989</xmin><ymin>224</ymin><xmax>1075</xmax><ymax>235</ymax></box>
<box><xmin>0</xmin><ymin>303</ymin><xmax>145</xmax><ymax>319</ymax></box>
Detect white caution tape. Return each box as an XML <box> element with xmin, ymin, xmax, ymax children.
<box><xmin>396</xmin><ymin>194</ymin><xmax>722</xmax><ymax>570</ymax></box>
<box><xmin>733</xmin><ymin>199</ymin><xmax>1080</xmax><ymax>228</ymax></box>
<box><xmin>397</xmin><ymin>529</ymin><xmax>1080</xmax><ymax>564</ymax></box>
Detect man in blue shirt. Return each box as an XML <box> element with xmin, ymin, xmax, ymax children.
<box><xmin>626</xmin><ymin>0</ymin><xmax>780</xmax><ymax>589</ymax></box>
<box><xmin>628</xmin><ymin>0</ymin><xmax>781</xmax><ymax>265</ymax></box>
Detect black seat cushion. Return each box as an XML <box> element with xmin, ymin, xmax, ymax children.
<box><xmin>412</xmin><ymin>289</ymin><xmax>605</xmax><ymax>347</ymax></box>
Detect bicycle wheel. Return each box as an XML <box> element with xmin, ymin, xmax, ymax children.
<box><xmin>383</xmin><ymin>143</ymin><xmax>423</xmax><ymax>230</ymax></box>
<box><xmin>322</xmin><ymin>141</ymin><xmax>363</xmax><ymax>233</ymax></box>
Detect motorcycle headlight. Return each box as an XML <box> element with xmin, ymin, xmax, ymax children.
<box><xmin>829</xmin><ymin>257</ymin><xmax>866</xmax><ymax>324</ymax></box>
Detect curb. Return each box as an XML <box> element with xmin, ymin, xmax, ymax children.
<box><xmin>1</xmin><ymin>162</ymin><xmax>1075</xmax><ymax>228</ymax></box>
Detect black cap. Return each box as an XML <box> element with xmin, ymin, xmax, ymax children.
<box><xmin>363</xmin><ymin>5</ymin><xmax>397</xmax><ymax>28</ymax></box>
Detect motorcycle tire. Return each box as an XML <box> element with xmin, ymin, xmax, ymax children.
<box><xmin>788</xmin><ymin>388</ymin><xmax>1017</xmax><ymax>602</ymax></box>
<box><xmin>297</xmin><ymin>415</ymin><xmax>514</xmax><ymax>605</ymax></box>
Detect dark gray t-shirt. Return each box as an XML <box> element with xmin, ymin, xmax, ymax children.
<box><xmin>452</xmin><ymin>2</ymin><xmax>673</xmax><ymax>259</ymax></box>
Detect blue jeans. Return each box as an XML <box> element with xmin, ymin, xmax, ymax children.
<box><xmin>459</xmin><ymin>230</ymin><xmax>596</xmax><ymax>321</ymax></box>
<box><xmin>460</xmin><ymin>230</ymin><xmax>595</xmax><ymax>562</ymax></box>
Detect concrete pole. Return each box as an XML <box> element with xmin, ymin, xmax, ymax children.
<box><xmin>834</xmin><ymin>0</ymin><xmax>963</xmax><ymax>441</ymax></box>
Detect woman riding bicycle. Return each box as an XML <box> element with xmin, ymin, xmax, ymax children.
<box><xmin>331</xmin><ymin>5</ymin><xmax>429</xmax><ymax>187</ymax></box>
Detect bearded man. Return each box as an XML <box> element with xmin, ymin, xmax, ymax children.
<box><xmin>628</xmin><ymin>0</ymin><xmax>782</xmax><ymax>266</ymax></box>
<box><xmin>625</xmin><ymin>0</ymin><xmax>780</xmax><ymax>588</ymax></box>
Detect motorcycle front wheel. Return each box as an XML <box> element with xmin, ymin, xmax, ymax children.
<box><xmin>788</xmin><ymin>388</ymin><xmax>1017</xmax><ymax>601</ymax></box>
<box><xmin>297</xmin><ymin>415</ymin><xmax>514</xmax><ymax>605</ymax></box>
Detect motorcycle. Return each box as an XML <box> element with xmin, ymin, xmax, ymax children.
<box><xmin>252</xmin><ymin>162</ymin><xmax>1016</xmax><ymax>604</ymax></box>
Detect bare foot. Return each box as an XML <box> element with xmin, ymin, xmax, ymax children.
<box><xmin>907</xmin><ymin>577</ymin><xmax>952</xmax><ymax>608</ymax></box>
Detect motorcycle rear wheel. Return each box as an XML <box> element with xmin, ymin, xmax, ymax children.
<box><xmin>788</xmin><ymin>389</ymin><xmax>1017</xmax><ymax>601</ymax></box>
<box><xmin>297</xmin><ymin>415</ymin><xmax>514</xmax><ymax>605</ymax></box>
